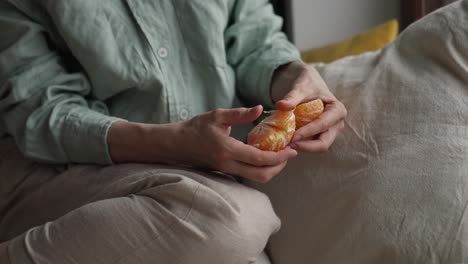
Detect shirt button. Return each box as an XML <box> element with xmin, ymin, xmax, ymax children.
<box><xmin>179</xmin><ymin>108</ymin><xmax>189</xmax><ymax>120</ymax></box>
<box><xmin>158</xmin><ymin>47</ymin><xmax>168</xmax><ymax>58</ymax></box>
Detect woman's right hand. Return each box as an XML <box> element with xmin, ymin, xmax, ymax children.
<box><xmin>108</xmin><ymin>106</ymin><xmax>298</xmax><ymax>183</ymax></box>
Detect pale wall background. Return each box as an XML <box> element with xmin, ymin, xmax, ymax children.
<box><xmin>291</xmin><ymin>0</ymin><xmax>401</xmax><ymax>50</ymax></box>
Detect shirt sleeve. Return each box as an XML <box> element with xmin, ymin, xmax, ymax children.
<box><xmin>225</xmin><ymin>0</ymin><xmax>301</xmax><ymax>109</ymax></box>
<box><xmin>0</xmin><ymin>2</ymin><xmax>122</xmax><ymax>165</ymax></box>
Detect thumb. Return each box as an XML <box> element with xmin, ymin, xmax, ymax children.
<box><xmin>218</xmin><ymin>105</ymin><xmax>263</xmax><ymax>126</ymax></box>
<box><xmin>275</xmin><ymin>88</ymin><xmax>303</xmax><ymax>111</ymax></box>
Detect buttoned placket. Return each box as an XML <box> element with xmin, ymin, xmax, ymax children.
<box><xmin>125</xmin><ymin>0</ymin><xmax>181</xmax><ymax>123</ymax></box>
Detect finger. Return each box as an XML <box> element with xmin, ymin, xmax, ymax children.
<box><xmin>275</xmin><ymin>85</ymin><xmax>337</xmax><ymax>112</ymax></box>
<box><xmin>222</xmin><ymin>159</ymin><xmax>289</xmax><ymax>183</ymax></box>
<box><xmin>291</xmin><ymin>100</ymin><xmax>346</xmax><ymax>142</ymax></box>
<box><xmin>275</xmin><ymin>87</ymin><xmax>311</xmax><ymax>111</ymax></box>
<box><xmin>290</xmin><ymin>123</ymin><xmax>341</xmax><ymax>153</ymax></box>
<box><xmin>225</xmin><ymin>138</ymin><xmax>297</xmax><ymax>166</ymax></box>
<box><xmin>214</xmin><ymin>105</ymin><xmax>263</xmax><ymax>126</ymax></box>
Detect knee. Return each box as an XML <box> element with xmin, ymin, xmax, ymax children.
<box><xmin>186</xmin><ymin>183</ymin><xmax>280</xmax><ymax>262</ymax></box>
<box><xmin>133</xmin><ymin>172</ymin><xmax>280</xmax><ymax>262</ymax></box>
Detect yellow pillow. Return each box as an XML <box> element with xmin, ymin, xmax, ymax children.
<box><xmin>301</xmin><ymin>19</ymin><xmax>399</xmax><ymax>63</ymax></box>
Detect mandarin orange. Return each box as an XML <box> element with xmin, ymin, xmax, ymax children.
<box><xmin>294</xmin><ymin>99</ymin><xmax>324</xmax><ymax>129</ymax></box>
<box><xmin>247</xmin><ymin>110</ymin><xmax>295</xmax><ymax>152</ymax></box>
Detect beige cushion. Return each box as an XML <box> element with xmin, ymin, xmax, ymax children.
<box><xmin>249</xmin><ymin>2</ymin><xmax>468</xmax><ymax>263</ymax></box>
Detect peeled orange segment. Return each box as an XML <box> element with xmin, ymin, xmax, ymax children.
<box><xmin>247</xmin><ymin>110</ymin><xmax>295</xmax><ymax>152</ymax></box>
<box><xmin>248</xmin><ymin>99</ymin><xmax>324</xmax><ymax>151</ymax></box>
<box><xmin>294</xmin><ymin>99</ymin><xmax>324</xmax><ymax>129</ymax></box>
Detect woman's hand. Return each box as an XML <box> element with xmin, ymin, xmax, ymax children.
<box><xmin>108</xmin><ymin>106</ymin><xmax>297</xmax><ymax>183</ymax></box>
<box><xmin>271</xmin><ymin>61</ymin><xmax>347</xmax><ymax>152</ymax></box>
<box><xmin>175</xmin><ymin>106</ymin><xmax>298</xmax><ymax>182</ymax></box>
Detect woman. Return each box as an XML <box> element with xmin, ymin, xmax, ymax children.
<box><xmin>0</xmin><ymin>0</ymin><xmax>346</xmax><ymax>263</ymax></box>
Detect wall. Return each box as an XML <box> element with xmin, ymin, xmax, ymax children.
<box><xmin>291</xmin><ymin>0</ymin><xmax>400</xmax><ymax>50</ymax></box>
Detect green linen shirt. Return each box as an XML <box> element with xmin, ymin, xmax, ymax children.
<box><xmin>0</xmin><ymin>0</ymin><xmax>300</xmax><ymax>165</ymax></box>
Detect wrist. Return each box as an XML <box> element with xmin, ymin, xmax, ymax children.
<box><xmin>271</xmin><ymin>61</ymin><xmax>310</xmax><ymax>102</ymax></box>
<box><xmin>107</xmin><ymin>120</ymin><xmax>182</xmax><ymax>164</ymax></box>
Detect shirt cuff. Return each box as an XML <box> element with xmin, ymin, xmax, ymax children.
<box><xmin>238</xmin><ymin>43</ymin><xmax>301</xmax><ymax>110</ymax></box>
<box><xmin>257</xmin><ymin>57</ymin><xmax>300</xmax><ymax>109</ymax></box>
<box><xmin>62</xmin><ymin>108</ymin><xmax>124</xmax><ymax>165</ymax></box>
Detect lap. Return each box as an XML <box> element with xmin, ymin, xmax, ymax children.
<box><xmin>0</xmin><ymin>137</ymin><xmax>264</xmax><ymax>242</ymax></box>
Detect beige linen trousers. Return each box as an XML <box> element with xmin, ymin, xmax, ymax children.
<box><xmin>0</xmin><ymin>138</ymin><xmax>278</xmax><ymax>264</ymax></box>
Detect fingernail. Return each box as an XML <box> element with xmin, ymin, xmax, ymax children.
<box><xmin>249</xmin><ymin>105</ymin><xmax>260</xmax><ymax>112</ymax></box>
<box><xmin>292</xmin><ymin>135</ymin><xmax>302</xmax><ymax>143</ymax></box>
<box><xmin>290</xmin><ymin>143</ymin><xmax>298</xmax><ymax>149</ymax></box>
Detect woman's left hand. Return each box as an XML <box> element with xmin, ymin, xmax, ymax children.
<box><xmin>271</xmin><ymin>61</ymin><xmax>347</xmax><ymax>153</ymax></box>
